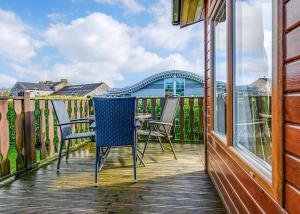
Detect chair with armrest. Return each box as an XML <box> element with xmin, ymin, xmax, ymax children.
<box><xmin>137</xmin><ymin>96</ymin><xmax>179</xmax><ymax>160</ymax></box>
<box><xmin>51</xmin><ymin>100</ymin><xmax>95</xmax><ymax>170</ymax></box>
<box><xmin>93</xmin><ymin>97</ymin><xmax>137</xmax><ymax>185</ymax></box>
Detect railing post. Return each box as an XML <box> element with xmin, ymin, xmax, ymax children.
<box><xmin>142</xmin><ymin>98</ymin><xmax>147</xmax><ymax>113</ymax></box>
<box><xmin>179</xmin><ymin>98</ymin><xmax>185</xmax><ymax>141</ymax></box>
<box><xmin>151</xmin><ymin>98</ymin><xmax>156</xmax><ymax>120</ymax></box>
<box><xmin>39</xmin><ymin>100</ymin><xmax>47</xmax><ymax>160</ymax></box>
<box><xmin>0</xmin><ymin>98</ymin><xmax>10</xmax><ymax>177</ymax></box>
<box><xmin>14</xmin><ymin>99</ymin><xmax>25</xmax><ymax>172</ymax></box>
<box><xmin>189</xmin><ymin>98</ymin><xmax>195</xmax><ymax>141</ymax></box>
<box><xmin>23</xmin><ymin>92</ymin><xmax>36</xmax><ymax>170</ymax></box>
<box><xmin>198</xmin><ymin>98</ymin><xmax>204</xmax><ymax>143</ymax></box>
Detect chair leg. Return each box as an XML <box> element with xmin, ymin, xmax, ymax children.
<box><xmin>142</xmin><ymin>130</ymin><xmax>152</xmax><ymax>159</ymax></box>
<box><xmin>158</xmin><ymin>137</ymin><xmax>164</xmax><ymax>152</ymax></box>
<box><xmin>66</xmin><ymin>140</ymin><xmax>71</xmax><ymax>161</ymax></box>
<box><xmin>167</xmin><ymin>135</ymin><xmax>177</xmax><ymax>160</ymax></box>
<box><xmin>98</xmin><ymin>148</ymin><xmax>103</xmax><ymax>172</ymax></box>
<box><xmin>95</xmin><ymin>147</ymin><xmax>101</xmax><ymax>185</ymax></box>
<box><xmin>132</xmin><ymin>145</ymin><xmax>137</xmax><ymax>182</ymax></box>
<box><xmin>57</xmin><ymin>139</ymin><xmax>64</xmax><ymax>170</ymax></box>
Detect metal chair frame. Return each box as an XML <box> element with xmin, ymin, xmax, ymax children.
<box><xmin>51</xmin><ymin>100</ymin><xmax>95</xmax><ymax>171</ymax></box>
<box><xmin>139</xmin><ymin>96</ymin><xmax>179</xmax><ymax>160</ymax></box>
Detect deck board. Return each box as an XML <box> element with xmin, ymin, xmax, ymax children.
<box><xmin>0</xmin><ymin>143</ymin><xmax>225</xmax><ymax>213</ymax></box>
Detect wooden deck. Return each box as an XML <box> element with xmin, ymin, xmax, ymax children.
<box><xmin>0</xmin><ymin>143</ymin><xmax>225</xmax><ymax>213</ymax></box>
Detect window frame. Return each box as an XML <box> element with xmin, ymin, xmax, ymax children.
<box><xmin>232</xmin><ymin>0</ymin><xmax>273</xmax><ymax>173</ymax></box>
<box><xmin>211</xmin><ymin>0</ymin><xmax>228</xmax><ymax>142</ymax></box>
<box><xmin>208</xmin><ymin>0</ymin><xmax>283</xmax><ymax>204</ymax></box>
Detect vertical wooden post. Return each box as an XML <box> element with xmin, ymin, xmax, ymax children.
<box><xmin>198</xmin><ymin>98</ymin><xmax>204</xmax><ymax>142</ymax></box>
<box><xmin>179</xmin><ymin>98</ymin><xmax>185</xmax><ymax>141</ymax></box>
<box><xmin>151</xmin><ymin>98</ymin><xmax>156</xmax><ymax>120</ymax></box>
<box><xmin>23</xmin><ymin>92</ymin><xmax>36</xmax><ymax>169</ymax></box>
<box><xmin>142</xmin><ymin>99</ymin><xmax>147</xmax><ymax>114</ymax></box>
<box><xmin>39</xmin><ymin>100</ymin><xmax>47</xmax><ymax>160</ymax></box>
<box><xmin>160</xmin><ymin>97</ymin><xmax>165</xmax><ymax>119</ymax></box>
<box><xmin>0</xmin><ymin>99</ymin><xmax>10</xmax><ymax>177</ymax></box>
<box><xmin>70</xmin><ymin>100</ymin><xmax>76</xmax><ymax>146</ymax></box>
<box><xmin>14</xmin><ymin>99</ymin><xmax>25</xmax><ymax>171</ymax></box>
<box><xmin>189</xmin><ymin>98</ymin><xmax>195</xmax><ymax>141</ymax></box>
<box><xmin>85</xmin><ymin>100</ymin><xmax>90</xmax><ymax>132</ymax></box>
<box><xmin>48</xmin><ymin>100</ymin><xmax>54</xmax><ymax>157</ymax></box>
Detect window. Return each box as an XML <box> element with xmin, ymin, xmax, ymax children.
<box><xmin>233</xmin><ymin>0</ymin><xmax>272</xmax><ymax>167</ymax></box>
<box><xmin>176</xmin><ymin>78</ymin><xmax>185</xmax><ymax>96</ymax></box>
<box><xmin>213</xmin><ymin>0</ymin><xmax>227</xmax><ymax>136</ymax></box>
<box><xmin>164</xmin><ymin>78</ymin><xmax>185</xmax><ymax>96</ymax></box>
<box><xmin>165</xmin><ymin>78</ymin><xmax>174</xmax><ymax>96</ymax></box>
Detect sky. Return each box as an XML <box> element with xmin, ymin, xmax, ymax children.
<box><xmin>0</xmin><ymin>0</ymin><xmax>204</xmax><ymax>88</ymax></box>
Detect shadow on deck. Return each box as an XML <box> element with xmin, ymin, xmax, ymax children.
<box><xmin>0</xmin><ymin>143</ymin><xmax>225</xmax><ymax>213</ymax></box>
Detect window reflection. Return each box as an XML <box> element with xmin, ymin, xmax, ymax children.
<box><xmin>233</xmin><ymin>0</ymin><xmax>272</xmax><ymax>166</ymax></box>
<box><xmin>176</xmin><ymin>78</ymin><xmax>185</xmax><ymax>96</ymax></box>
<box><xmin>165</xmin><ymin>78</ymin><xmax>174</xmax><ymax>96</ymax></box>
<box><xmin>164</xmin><ymin>78</ymin><xmax>185</xmax><ymax>96</ymax></box>
<box><xmin>213</xmin><ymin>0</ymin><xmax>227</xmax><ymax>136</ymax></box>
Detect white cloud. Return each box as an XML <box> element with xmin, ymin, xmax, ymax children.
<box><xmin>0</xmin><ymin>9</ymin><xmax>39</xmax><ymax>63</ymax></box>
<box><xmin>44</xmin><ymin>12</ymin><xmax>200</xmax><ymax>85</ymax></box>
<box><xmin>0</xmin><ymin>74</ymin><xmax>16</xmax><ymax>86</ymax></box>
<box><xmin>0</xmin><ymin>2</ymin><xmax>203</xmax><ymax>87</ymax></box>
<box><xmin>94</xmin><ymin>0</ymin><xmax>145</xmax><ymax>15</ymax></box>
<box><xmin>140</xmin><ymin>0</ymin><xmax>202</xmax><ymax>51</ymax></box>
<box><xmin>47</xmin><ymin>12</ymin><xmax>66</xmax><ymax>23</ymax></box>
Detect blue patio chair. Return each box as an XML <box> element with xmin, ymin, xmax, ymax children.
<box><xmin>93</xmin><ymin>97</ymin><xmax>137</xmax><ymax>185</ymax></box>
<box><xmin>51</xmin><ymin>100</ymin><xmax>95</xmax><ymax>170</ymax></box>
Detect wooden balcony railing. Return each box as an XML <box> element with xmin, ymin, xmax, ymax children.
<box><xmin>136</xmin><ymin>97</ymin><xmax>204</xmax><ymax>143</ymax></box>
<box><xmin>0</xmin><ymin>93</ymin><xmax>91</xmax><ymax>181</ymax></box>
<box><xmin>0</xmin><ymin>94</ymin><xmax>204</xmax><ymax>182</ymax></box>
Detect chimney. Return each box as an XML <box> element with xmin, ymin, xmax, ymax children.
<box><xmin>54</xmin><ymin>79</ymin><xmax>69</xmax><ymax>92</ymax></box>
<box><xmin>61</xmin><ymin>79</ymin><xmax>68</xmax><ymax>84</ymax></box>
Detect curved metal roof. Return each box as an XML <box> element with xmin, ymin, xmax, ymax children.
<box><xmin>108</xmin><ymin>70</ymin><xmax>204</xmax><ymax>96</ymax></box>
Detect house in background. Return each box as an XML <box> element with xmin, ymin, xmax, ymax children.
<box><xmin>107</xmin><ymin>70</ymin><xmax>204</xmax><ymax>97</ymax></box>
<box><xmin>10</xmin><ymin>79</ymin><xmax>68</xmax><ymax>97</ymax></box>
<box><xmin>51</xmin><ymin>82</ymin><xmax>109</xmax><ymax>97</ymax></box>
<box><xmin>11</xmin><ymin>79</ymin><xmax>109</xmax><ymax>97</ymax></box>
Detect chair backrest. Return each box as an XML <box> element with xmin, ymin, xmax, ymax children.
<box><xmin>159</xmin><ymin>96</ymin><xmax>179</xmax><ymax>134</ymax></box>
<box><xmin>93</xmin><ymin>97</ymin><xmax>136</xmax><ymax>148</ymax></box>
<box><xmin>51</xmin><ymin>100</ymin><xmax>72</xmax><ymax>139</ymax></box>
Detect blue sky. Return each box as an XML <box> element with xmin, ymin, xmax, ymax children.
<box><xmin>0</xmin><ymin>0</ymin><xmax>203</xmax><ymax>88</ymax></box>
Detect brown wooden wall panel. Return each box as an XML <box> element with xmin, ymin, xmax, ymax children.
<box><xmin>208</xmin><ymin>152</ymin><xmax>248</xmax><ymax>213</ymax></box>
<box><xmin>285</xmin><ymin>184</ymin><xmax>300</xmax><ymax>214</ymax></box>
<box><xmin>284</xmin><ymin>0</ymin><xmax>300</xmax><ymax>212</ymax></box>
<box><xmin>285</xmin><ymin>95</ymin><xmax>300</xmax><ymax>124</ymax></box>
<box><xmin>285</xmin><ymin>0</ymin><xmax>300</xmax><ymax>30</ymax></box>
<box><xmin>286</xmin><ymin>26</ymin><xmax>300</xmax><ymax>60</ymax></box>
<box><xmin>207</xmin><ymin>139</ymin><xmax>284</xmax><ymax>213</ymax></box>
<box><xmin>285</xmin><ymin>154</ymin><xmax>300</xmax><ymax>190</ymax></box>
<box><xmin>285</xmin><ymin>124</ymin><xmax>300</xmax><ymax>157</ymax></box>
<box><xmin>208</xmin><ymin>143</ymin><xmax>262</xmax><ymax>213</ymax></box>
<box><xmin>285</xmin><ymin>60</ymin><xmax>300</xmax><ymax>92</ymax></box>
<box><xmin>208</xmin><ymin>162</ymin><xmax>238</xmax><ymax>214</ymax></box>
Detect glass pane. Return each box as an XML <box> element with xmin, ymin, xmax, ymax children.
<box><xmin>213</xmin><ymin>1</ymin><xmax>227</xmax><ymax>136</ymax></box>
<box><xmin>176</xmin><ymin>78</ymin><xmax>185</xmax><ymax>96</ymax></box>
<box><xmin>165</xmin><ymin>78</ymin><xmax>174</xmax><ymax>96</ymax></box>
<box><xmin>234</xmin><ymin>0</ymin><xmax>272</xmax><ymax>166</ymax></box>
